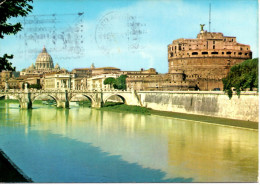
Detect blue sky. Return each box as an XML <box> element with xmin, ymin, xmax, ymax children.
<box><xmin>0</xmin><ymin>0</ymin><xmax>258</xmax><ymax>73</ymax></box>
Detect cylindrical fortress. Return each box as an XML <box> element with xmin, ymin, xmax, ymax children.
<box><xmin>168</xmin><ymin>25</ymin><xmax>252</xmax><ymax>90</ymax></box>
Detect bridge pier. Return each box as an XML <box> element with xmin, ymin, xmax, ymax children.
<box><xmin>20</xmin><ymin>101</ymin><xmax>32</xmax><ymax>109</ymax></box>
<box><xmin>91</xmin><ymin>101</ymin><xmax>103</xmax><ymax>108</ymax></box>
<box><xmin>20</xmin><ymin>92</ymin><xmax>32</xmax><ymax>109</ymax></box>
<box><xmin>56</xmin><ymin>100</ymin><xmax>69</xmax><ymax>108</ymax></box>
<box><xmin>91</xmin><ymin>92</ymin><xmax>104</xmax><ymax>108</ymax></box>
<box><xmin>56</xmin><ymin>90</ymin><xmax>69</xmax><ymax>108</ymax></box>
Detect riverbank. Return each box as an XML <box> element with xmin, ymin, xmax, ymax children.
<box><xmin>100</xmin><ymin>103</ymin><xmax>258</xmax><ymax>130</ymax></box>
<box><xmin>101</xmin><ymin>102</ymin><xmax>150</xmax><ymax>115</ymax></box>
<box><xmin>0</xmin><ymin>150</ymin><xmax>32</xmax><ymax>182</ymax></box>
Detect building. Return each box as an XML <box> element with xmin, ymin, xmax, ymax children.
<box><xmin>92</xmin><ymin>67</ymin><xmax>121</xmax><ymax>76</ymax></box>
<box><xmin>87</xmin><ymin>73</ymin><xmax>121</xmax><ymax>91</ymax></box>
<box><xmin>43</xmin><ymin>72</ymin><xmax>77</xmax><ymax>90</ymax></box>
<box><xmin>126</xmin><ymin>72</ymin><xmax>194</xmax><ymax>91</ymax></box>
<box><xmin>0</xmin><ymin>70</ymin><xmax>15</xmax><ymax>89</ymax></box>
<box><xmin>71</xmin><ymin>68</ymin><xmax>92</xmax><ymax>78</ymax></box>
<box><xmin>168</xmin><ymin>25</ymin><xmax>252</xmax><ymax>90</ymax></box>
<box><xmin>20</xmin><ymin>46</ymin><xmax>66</xmax><ymax>76</ymax></box>
<box><xmin>72</xmin><ymin>63</ymin><xmax>121</xmax><ymax>78</ymax></box>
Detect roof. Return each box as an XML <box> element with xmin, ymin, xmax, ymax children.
<box><xmin>73</xmin><ymin>68</ymin><xmax>92</xmax><ymax>71</ymax></box>
<box><xmin>93</xmin><ymin>67</ymin><xmax>120</xmax><ymax>70</ymax></box>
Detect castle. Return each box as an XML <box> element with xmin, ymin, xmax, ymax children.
<box><xmin>168</xmin><ymin>24</ymin><xmax>252</xmax><ymax>90</ymax></box>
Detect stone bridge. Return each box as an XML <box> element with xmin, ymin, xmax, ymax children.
<box><xmin>0</xmin><ymin>89</ymin><xmax>258</xmax><ymax>122</ymax></box>
<box><xmin>0</xmin><ymin>89</ymin><xmax>142</xmax><ymax>109</ymax></box>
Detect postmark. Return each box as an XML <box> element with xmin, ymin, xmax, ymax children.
<box><xmin>15</xmin><ymin>13</ymin><xmax>85</xmax><ymax>60</ymax></box>
<box><xmin>95</xmin><ymin>11</ymin><xmax>146</xmax><ymax>54</ymax></box>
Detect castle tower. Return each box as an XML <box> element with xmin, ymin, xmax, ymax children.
<box><xmin>168</xmin><ymin>25</ymin><xmax>252</xmax><ymax>90</ymax></box>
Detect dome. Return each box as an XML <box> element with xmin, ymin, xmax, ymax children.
<box><xmin>35</xmin><ymin>46</ymin><xmax>54</xmax><ymax>70</ymax></box>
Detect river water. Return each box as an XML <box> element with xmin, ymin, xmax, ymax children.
<box><xmin>0</xmin><ymin>101</ymin><xmax>258</xmax><ymax>182</ymax></box>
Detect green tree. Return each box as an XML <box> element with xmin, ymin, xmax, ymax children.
<box><xmin>0</xmin><ymin>54</ymin><xmax>15</xmax><ymax>71</ymax></box>
<box><xmin>103</xmin><ymin>77</ymin><xmax>116</xmax><ymax>88</ymax></box>
<box><xmin>0</xmin><ymin>0</ymin><xmax>33</xmax><ymax>72</ymax></box>
<box><xmin>104</xmin><ymin>75</ymin><xmax>128</xmax><ymax>90</ymax></box>
<box><xmin>113</xmin><ymin>75</ymin><xmax>127</xmax><ymax>90</ymax></box>
<box><xmin>223</xmin><ymin>58</ymin><xmax>258</xmax><ymax>99</ymax></box>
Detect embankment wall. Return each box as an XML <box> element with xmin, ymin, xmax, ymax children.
<box><xmin>138</xmin><ymin>91</ymin><xmax>259</xmax><ymax>122</ymax></box>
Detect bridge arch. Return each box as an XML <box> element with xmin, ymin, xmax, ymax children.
<box><xmin>70</xmin><ymin>94</ymin><xmax>95</xmax><ymax>104</ymax></box>
<box><xmin>0</xmin><ymin>94</ymin><xmax>21</xmax><ymax>102</ymax></box>
<box><xmin>31</xmin><ymin>94</ymin><xmax>58</xmax><ymax>104</ymax></box>
<box><xmin>103</xmin><ymin>94</ymin><xmax>126</xmax><ymax>105</ymax></box>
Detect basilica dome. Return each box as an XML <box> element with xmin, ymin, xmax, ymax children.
<box><xmin>35</xmin><ymin>46</ymin><xmax>54</xmax><ymax>70</ymax></box>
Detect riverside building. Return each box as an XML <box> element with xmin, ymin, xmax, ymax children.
<box><xmin>168</xmin><ymin>25</ymin><xmax>252</xmax><ymax>90</ymax></box>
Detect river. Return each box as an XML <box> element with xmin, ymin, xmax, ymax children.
<box><xmin>0</xmin><ymin>100</ymin><xmax>258</xmax><ymax>182</ymax></box>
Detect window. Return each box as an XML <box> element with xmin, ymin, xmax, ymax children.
<box><xmin>227</xmin><ymin>60</ymin><xmax>231</xmax><ymax>65</ymax></box>
<box><xmin>226</xmin><ymin>51</ymin><xmax>232</xmax><ymax>55</ymax></box>
<box><xmin>192</xmin><ymin>52</ymin><xmax>198</xmax><ymax>55</ymax></box>
<box><xmin>238</xmin><ymin>52</ymin><xmax>242</xmax><ymax>55</ymax></box>
<box><xmin>231</xmin><ymin>39</ymin><xmax>233</xmax><ymax>42</ymax></box>
<box><xmin>211</xmin><ymin>52</ymin><xmax>218</xmax><ymax>54</ymax></box>
<box><xmin>202</xmin><ymin>52</ymin><xmax>208</xmax><ymax>55</ymax></box>
<box><xmin>213</xmin><ymin>41</ymin><xmax>215</xmax><ymax>44</ymax></box>
<box><xmin>245</xmin><ymin>53</ymin><xmax>248</xmax><ymax>56</ymax></box>
<box><xmin>222</xmin><ymin>52</ymin><xmax>224</xmax><ymax>54</ymax></box>
<box><xmin>213</xmin><ymin>45</ymin><xmax>215</xmax><ymax>49</ymax></box>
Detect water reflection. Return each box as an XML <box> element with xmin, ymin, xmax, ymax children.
<box><xmin>0</xmin><ymin>101</ymin><xmax>258</xmax><ymax>182</ymax></box>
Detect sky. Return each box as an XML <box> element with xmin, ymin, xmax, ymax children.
<box><xmin>0</xmin><ymin>0</ymin><xmax>258</xmax><ymax>73</ymax></box>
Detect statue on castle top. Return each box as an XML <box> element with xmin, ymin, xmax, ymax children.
<box><xmin>200</xmin><ymin>24</ymin><xmax>205</xmax><ymax>31</ymax></box>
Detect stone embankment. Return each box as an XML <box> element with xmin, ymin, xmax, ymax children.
<box><xmin>138</xmin><ymin>91</ymin><xmax>258</xmax><ymax>122</ymax></box>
